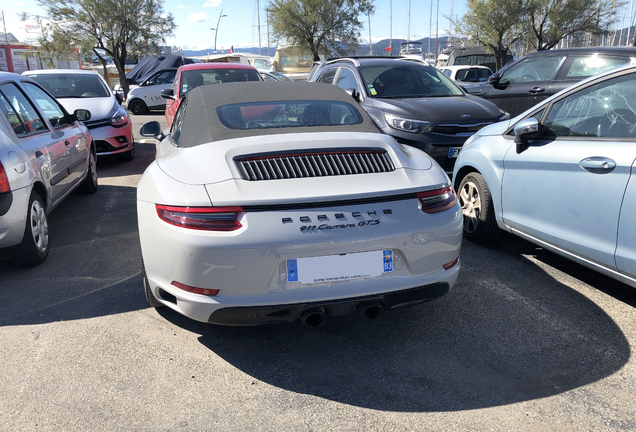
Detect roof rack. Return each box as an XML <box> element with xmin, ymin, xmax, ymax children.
<box><xmin>325</xmin><ymin>56</ymin><xmax>431</xmax><ymax>67</ymax></box>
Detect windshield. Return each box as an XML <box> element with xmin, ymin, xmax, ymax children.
<box><xmin>26</xmin><ymin>73</ymin><xmax>111</xmax><ymax>98</ymax></box>
<box><xmin>358</xmin><ymin>64</ymin><xmax>464</xmax><ymax>98</ymax></box>
<box><xmin>180</xmin><ymin>68</ymin><xmax>262</xmax><ymax>95</ymax></box>
<box><xmin>217</xmin><ymin>100</ymin><xmax>363</xmax><ymax>130</ymax></box>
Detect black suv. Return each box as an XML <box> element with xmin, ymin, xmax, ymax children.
<box><xmin>474</xmin><ymin>47</ymin><xmax>636</xmax><ymax>117</ymax></box>
<box><xmin>308</xmin><ymin>57</ymin><xmax>509</xmax><ymax>174</ymax></box>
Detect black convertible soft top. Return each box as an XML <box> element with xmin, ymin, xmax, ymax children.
<box><xmin>177</xmin><ymin>81</ymin><xmax>382</xmax><ymax>147</ymax></box>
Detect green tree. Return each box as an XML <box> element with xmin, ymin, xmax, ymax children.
<box><xmin>24</xmin><ymin>0</ymin><xmax>176</xmax><ymax>96</ymax></box>
<box><xmin>526</xmin><ymin>0</ymin><xmax>622</xmax><ymax>50</ymax></box>
<box><xmin>267</xmin><ymin>0</ymin><xmax>374</xmax><ymax>61</ymax></box>
<box><xmin>455</xmin><ymin>0</ymin><xmax>526</xmax><ymax>71</ymax></box>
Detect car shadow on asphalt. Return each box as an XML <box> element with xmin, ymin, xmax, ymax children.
<box><xmin>152</xmin><ymin>235</ymin><xmax>632</xmax><ymax>412</ymax></box>
<box><xmin>95</xmin><ymin>142</ymin><xmax>157</xmax><ymax>179</ymax></box>
<box><xmin>0</xmin><ymin>183</ymin><xmax>147</xmax><ymax>326</ymax></box>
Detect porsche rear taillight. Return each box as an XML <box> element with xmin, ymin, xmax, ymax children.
<box><xmin>156</xmin><ymin>205</ymin><xmax>243</xmax><ymax>231</ymax></box>
<box><xmin>0</xmin><ymin>160</ymin><xmax>10</xmax><ymax>194</ymax></box>
<box><xmin>417</xmin><ymin>186</ymin><xmax>458</xmax><ymax>214</ymax></box>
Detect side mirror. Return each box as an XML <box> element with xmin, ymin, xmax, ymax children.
<box><xmin>115</xmin><ymin>92</ymin><xmax>124</xmax><ymax>105</ymax></box>
<box><xmin>488</xmin><ymin>73</ymin><xmax>501</xmax><ymax>87</ymax></box>
<box><xmin>514</xmin><ymin>118</ymin><xmax>540</xmax><ymax>154</ymax></box>
<box><xmin>140</xmin><ymin>121</ymin><xmax>164</xmax><ymax>140</ymax></box>
<box><xmin>345</xmin><ymin>88</ymin><xmax>361</xmax><ymax>102</ymax></box>
<box><xmin>161</xmin><ymin>88</ymin><xmax>175</xmax><ymax>100</ymax></box>
<box><xmin>74</xmin><ymin>109</ymin><xmax>91</xmax><ymax>122</ymax></box>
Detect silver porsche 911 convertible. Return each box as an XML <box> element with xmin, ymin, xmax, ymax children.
<box><xmin>137</xmin><ymin>81</ymin><xmax>462</xmax><ymax>326</ymax></box>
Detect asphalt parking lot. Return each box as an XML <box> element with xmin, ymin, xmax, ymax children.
<box><xmin>1</xmin><ymin>111</ymin><xmax>636</xmax><ymax>431</ymax></box>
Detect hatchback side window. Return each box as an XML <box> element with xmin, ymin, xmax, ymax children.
<box><xmin>543</xmin><ymin>72</ymin><xmax>636</xmax><ymax>138</ymax></box>
<box><xmin>0</xmin><ymin>83</ymin><xmax>48</xmax><ymax>136</ymax></box>
<box><xmin>500</xmin><ymin>56</ymin><xmax>566</xmax><ymax>85</ymax></box>
<box><xmin>335</xmin><ymin>68</ymin><xmax>359</xmax><ymax>92</ymax></box>
<box><xmin>147</xmin><ymin>70</ymin><xmax>176</xmax><ymax>86</ymax></box>
<box><xmin>23</xmin><ymin>82</ymin><xmax>70</xmax><ymax>128</ymax></box>
<box><xmin>317</xmin><ymin>68</ymin><xmax>338</xmax><ymax>84</ymax></box>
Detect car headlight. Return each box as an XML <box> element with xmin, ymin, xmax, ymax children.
<box><xmin>499</xmin><ymin>109</ymin><xmax>511</xmax><ymax>120</ymax></box>
<box><xmin>384</xmin><ymin>113</ymin><xmax>431</xmax><ymax>133</ymax></box>
<box><xmin>110</xmin><ymin>106</ymin><xmax>129</xmax><ymax>127</ymax></box>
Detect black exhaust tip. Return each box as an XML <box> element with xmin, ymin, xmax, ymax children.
<box><xmin>298</xmin><ymin>308</ymin><xmax>326</xmax><ymax>328</ymax></box>
<box><xmin>357</xmin><ymin>301</ymin><xmax>385</xmax><ymax>320</ymax></box>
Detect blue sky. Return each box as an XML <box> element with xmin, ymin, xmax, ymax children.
<box><xmin>5</xmin><ymin>0</ymin><xmax>462</xmax><ymax>53</ymax></box>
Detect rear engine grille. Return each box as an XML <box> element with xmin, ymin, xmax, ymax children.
<box><xmin>235</xmin><ymin>149</ymin><xmax>395</xmax><ymax>181</ymax></box>
<box><xmin>432</xmin><ymin>123</ymin><xmax>493</xmax><ymax>136</ymax></box>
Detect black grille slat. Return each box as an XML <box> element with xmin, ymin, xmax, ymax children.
<box><xmin>236</xmin><ymin>149</ymin><xmax>395</xmax><ymax>181</ymax></box>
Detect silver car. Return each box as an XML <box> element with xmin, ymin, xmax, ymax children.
<box><xmin>0</xmin><ymin>72</ymin><xmax>98</xmax><ymax>266</ymax></box>
<box><xmin>452</xmin><ymin>63</ymin><xmax>636</xmax><ymax>289</ymax></box>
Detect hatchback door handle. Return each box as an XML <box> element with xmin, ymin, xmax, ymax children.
<box><xmin>580</xmin><ymin>157</ymin><xmax>616</xmax><ymax>174</ymax></box>
<box><xmin>529</xmin><ymin>87</ymin><xmax>545</xmax><ymax>94</ymax></box>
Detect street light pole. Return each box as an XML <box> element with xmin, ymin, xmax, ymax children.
<box><xmin>210</xmin><ymin>9</ymin><xmax>228</xmax><ymax>52</ymax></box>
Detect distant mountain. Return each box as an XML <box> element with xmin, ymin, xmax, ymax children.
<box><xmin>180</xmin><ymin>35</ymin><xmax>453</xmax><ymax>58</ymax></box>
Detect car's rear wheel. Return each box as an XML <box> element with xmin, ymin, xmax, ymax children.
<box><xmin>458</xmin><ymin>172</ymin><xmax>500</xmax><ymax>243</ymax></box>
<box><xmin>9</xmin><ymin>191</ymin><xmax>49</xmax><ymax>266</ymax></box>
<box><xmin>143</xmin><ymin>261</ymin><xmax>164</xmax><ymax>308</ymax></box>
<box><xmin>78</xmin><ymin>145</ymin><xmax>98</xmax><ymax>194</ymax></box>
<box><xmin>129</xmin><ymin>99</ymin><xmax>147</xmax><ymax>115</ymax></box>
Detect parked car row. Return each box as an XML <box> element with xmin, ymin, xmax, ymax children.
<box><xmin>0</xmin><ymin>72</ymin><xmax>98</xmax><ymax>266</ymax></box>
<box><xmin>3</xmin><ymin>50</ymin><xmax>635</xmax><ymax>328</ymax></box>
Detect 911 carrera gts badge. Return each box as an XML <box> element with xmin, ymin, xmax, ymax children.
<box><xmin>282</xmin><ymin>210</ymin><xmax>392</xmax><ymax>232</ymax></box>
<box><xmin>301</xmin><ymin>219</ymin><xmax>380</xmax><ymax>232</ymax></box>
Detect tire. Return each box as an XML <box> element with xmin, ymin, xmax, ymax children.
<box><xmin>129</xmin><ymin>99</ymin><xmax>147</xmax><ymax>115</ymax></box>
<box><xmin>457</xmin><ymin>172</ymin><xmax>501</xmax><ymax>243</ymax></box>
<box><xmin>78</xmin><ymin>146</ymin><xmax>98</xmax><ymax>194</ymax></box>
<box><xmin>117</xmin><ymin>141</ymin><xmax>135</xmax><ymax>163</ymax></box>
<box><xmin>143</xmin><ymin>262</ymin><xmax>164</xmax><ymax>308</ymax></box>
<box><xmin>9</xmin><ymin>191</ymin><xmax>50</xmax><ymax>266</ymax></box>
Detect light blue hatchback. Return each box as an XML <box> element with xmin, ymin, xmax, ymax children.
<box><xmin>452</xmin><ymin>63</ymin><xmax>636</xmax><ymax>289</ymax></box>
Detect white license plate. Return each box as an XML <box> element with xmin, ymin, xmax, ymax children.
<box><xmin>287</xmin><ymin>250</ymin><xmax>393</xmax><ymax>284</ymax></box>
<box><xmin>448</xmin><ymin>147</ymin><xmax>462</xmax><ymax>158</ymax></box>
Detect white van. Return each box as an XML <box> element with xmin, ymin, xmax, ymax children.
<box><xmin>125</xmin><ymin>68</ymin><xmax>178</xmax><ymax>114</ymax></box>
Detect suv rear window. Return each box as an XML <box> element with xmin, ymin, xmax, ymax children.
<box><xmin>558</xmin><ymin>55</ymin><xmax>632</xmax><ymax>80</ymax></box>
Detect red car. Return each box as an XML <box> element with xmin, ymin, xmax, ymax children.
<box><xmin>162</xmin><ymin>63</ymin><xmax>263</xmax><ymax>126</ymax></box>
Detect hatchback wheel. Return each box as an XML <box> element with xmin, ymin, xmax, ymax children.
<box><xmin>118</xmin><ymin>141</ymin><xmax>135</xmax><ymax>162</ymax></box>
<box><xmin>78</xmin><ymin>146</ymin><xmax>98</xmax><ymax>194</ymax></box>
<box><xmin>9</xmin><ymin>192</ymin><xmax>50</xmax><ymax>266</ymax></box>
<box><xmin>129</xmin><ymin>99</ymin><xmax>147</xmax><ymax>115</ymax></box>
<box><xmin>458</xmin><ymin>173</ymin><xmax>500</xmax><ymax>243</ymax></box>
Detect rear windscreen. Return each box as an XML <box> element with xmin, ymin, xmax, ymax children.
<box><xmin>217</xmin><ymin>100</ymin><xmax>364</xmax><ymax>130</ymax></box>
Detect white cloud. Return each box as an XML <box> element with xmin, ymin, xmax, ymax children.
<box><xmin>188</xmin><ymin>12</ymin><xmax>209</xmax><ymax>22</ymax></box>
<box><xmin>203</xmin><ymin>0</ymin><xmax>222</xmax><ymax>6</ymax></box>
<box><xmin>16</xmin><ymin>2</ymin><xmax>25</xmax><ymax>5</ymax></box>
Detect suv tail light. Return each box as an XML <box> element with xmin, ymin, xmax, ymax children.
<box><xmin>156</xmin><ymin>205</ymin><xmax>243</xmax><ymax>231</ymax></box>
<box><xmin>417</xmin><ymin>186</ymin><xmax>457</xmax><ymax>213</ymax></box>
<box><xmin>0</xmin><ymin>160</ymin><xmax>10</xmax><ymax>193</ymax></box>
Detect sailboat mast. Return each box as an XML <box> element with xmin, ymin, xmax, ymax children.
<box><xmin>407</xmin><ymin>0</ymin><xmax>411</xmax><ymax>41</ymax></box>
<box><xmin>368</xmin><ymin>11</ymin><xmax>372</xmax><ymax>54</ymax></box>
<box><xmin>390</xmin><ymin>0</ymin><xmax>393</xmax><ymax>56</ymax></box>
<box><xmin>257</xmin><ymin>0</ymin><xmax>262</xmax><ymax>55</ymax></box>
